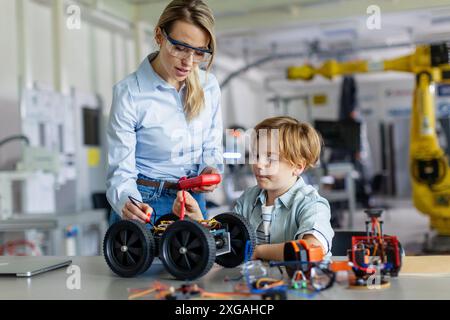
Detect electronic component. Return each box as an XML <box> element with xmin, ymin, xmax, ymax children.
<box><xmin>347</xmin><ymin>209</ymin><xmax>402</xmax><ymax>288</ymax></box>
<box><xmin>104</xmin><ymin>175</ymin><xmax>256</xmax><ymax>280</ymax></box>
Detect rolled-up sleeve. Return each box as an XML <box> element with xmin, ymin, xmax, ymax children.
<box><xmin>199</xmin><ymin>75</ymin><xmax>224</xmax><ymax>175</ymax></box>
<box><xmin>106</xmin><ymin>83</ymin><xmax>142</xmax><ymax>217</ymax></box>
<box><xmin>294</xmin><ymin>199</ymin><xmax>334</xmax><ymax>254</ymax></box>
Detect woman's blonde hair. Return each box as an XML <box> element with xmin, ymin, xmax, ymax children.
<box><xmin>254</xmin><ymin>116</ymin><xmax>323</xmax><ymax>170</ymax></box>
<box><xmin>155</xmin><ymin>0</ymin><xmax>216</xmax><ymax>121</ymax></box>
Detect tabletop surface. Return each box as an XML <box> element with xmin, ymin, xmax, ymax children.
<box><xmin>0</xmin><ymin>256</ymin><xmax>449</xmax><ymax>300</ymax></box>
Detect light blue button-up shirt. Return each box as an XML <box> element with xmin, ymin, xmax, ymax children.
<box><xmin>234</xmin><ymin>177</ymin><xmax>334</xmax><ymax>256</ymax></box>
<box><xmin>106</xmin><ymin>52</ymin><xmax>223</xmax><ymax>215</ymax></box>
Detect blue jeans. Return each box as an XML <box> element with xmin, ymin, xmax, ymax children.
<box><xmin>109</xmin><ymin>174</ymin><xmax>207</xmax><ymax>226</ymax></box>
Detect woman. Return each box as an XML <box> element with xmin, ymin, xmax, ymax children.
<box><xmin>106</xmin><ymin>0</ymin><xmax>223</xmax><ymax>225</ymax></box>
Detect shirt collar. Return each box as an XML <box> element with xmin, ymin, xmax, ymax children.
<box><xmin>252</xmin><ymin>176</ymin><xmax>307</xmax><ymax>210</ymax></box>
<box><xmin>253</xmin><ymin>189</ymin><xmax>267</xmax><ymax>207</ymax></box>
<box><xmin>136</xmin><ymin>52</ymin><xmax>186</xmax><ymax>92</ymax></box>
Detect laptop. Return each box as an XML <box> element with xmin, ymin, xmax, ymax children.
<box><xmin>0</xmin><ymin>257</ymin><xmax>72</xmax><ymax>277</ymax></box>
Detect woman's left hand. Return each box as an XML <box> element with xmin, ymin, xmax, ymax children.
<box><xmin>191</xmin><ymin>167</ymin><xmax>221</xmax><ymax>193</ymax></box>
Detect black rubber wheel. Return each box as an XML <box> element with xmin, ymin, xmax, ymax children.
<box><xmin>213</xmin><ymin>212</ymin><xmax>256</xmax><ymax>268</ymax></box>
<box><xmin>103</xmin><ymin>220</ymin><xmax>155</xmax><ymax>277</ymax></box>
<box><xmin>154</xmin><ymin>213</ymin><xmax>179</xmax><ymax>227</ymax></box>
<box><xmin>160</xmin><ymin>220</ymin><xmax>216</xmax><ymax>280</ymax></box>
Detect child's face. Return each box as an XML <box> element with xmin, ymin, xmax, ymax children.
<box><xmin>251</xmin><ymin>139</ymin><xmax>303</xmax><ymax>192</ymax></box>
<box><xmin>252</xmin><ymin>156</ymin><xmax>297</xmax><ymax>191</ymax></box>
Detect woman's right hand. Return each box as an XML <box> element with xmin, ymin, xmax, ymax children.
<box><xmin>121</xmin><ymin>200</ymin><xmax>153</xmax><ymax>224</ymax></box>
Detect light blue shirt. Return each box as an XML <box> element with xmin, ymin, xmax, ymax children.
<box><xmin>106</xmin><ymin>52</ymin><xmax>224</xmax><ymax>215</ymax></box>
<box><xmin>234</xmin><ymin>177</ymin><xmax>334</xmax><ymax>256</ymax></box>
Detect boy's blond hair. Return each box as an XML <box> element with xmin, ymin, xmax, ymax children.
<box><xmin>254</xmin><ymin>116</ymin><xmax>322</xmax><ymax>170</ymax></box>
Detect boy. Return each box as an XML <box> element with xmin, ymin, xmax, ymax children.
<box><xmin>172</xmin><ymin>116</ymin><xmax>334</xmax><ymax>260</ymax></box>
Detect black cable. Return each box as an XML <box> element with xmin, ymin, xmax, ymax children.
<box><xmin>152</xmin><ymin>208</ymin><xmax>158</xmax><ymax>225</ymax></box>
<box><xmin>0</xmin><ymin>135</ymin><xmax>30</xmax><ymax>149</ymax></box>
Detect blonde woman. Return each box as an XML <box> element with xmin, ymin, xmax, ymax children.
<box><xmin>107</xmin><ymin>0</ymin><xmax>223</xmax><ymax>225</ymax></box>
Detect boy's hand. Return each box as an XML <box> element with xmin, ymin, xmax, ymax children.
<box><xmin>250</xmin><ymin>244</ymin><xmax>285</xmax><ymax>261</ymax></box>
<box><xmin>302</xmin><ymin>234</ymin><xmax>326</xmax><ymax>255</ymax></box>
<box><xmin>191</xmin><ymin>167</ymin><xmax>220</xmax><ymax>193</ymax></box>
<box><xmin>251</xmin><ymin>245</ymin><xmax>261</xmax><ymax>260</ymax></box>
<box><xmin>172</xmin><ymin>191</ymin><xmax>204</xmax><ymax>221</ymax></box>
<box><xmin>252</xmin><ymin>238</ymin><xmax>325</xmax><ymax>262</ymax></box>
<box><xmin>122</xmin><ymin>201</ymin><xmax>153</xmax><ymax>224</ymax></box>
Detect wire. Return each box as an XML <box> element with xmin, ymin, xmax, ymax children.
<box><xmin>200</xmin><ymin>290</ymin><xmax>255</xmax><ymax>299</ymax></box>
<box><xmin>241</xmin><ymin>242</ymin><xmax>320</xmax><ymax>298</ymax></box>
<box><xmin>127</xmin><ymin>282</ymin><xmax>168</xmax><ymax>300</ymax></box>
<box><xmin>132</xmin><ymin>241</ymin><xmax>327</xmax><ymax>301</ymax></box>
<box><xmin>255</xmin><ymin>277</ymin><xmax>285</xmax><ymax>290</ymax></box>
<box><xmin>0</xmin><ymin>135</ymin><xmax>30</xmax><ymax>149</ymax></box>
<box><xmin>128</xmin><ymin>287</ymin><xmax>158</xmax><ymax>300</ymax></box>
<box><xmin>373</xmin><ymin>243</ymin><xmax>378</xmax><ymax>256</ymax></box>
<box><xmin>128</xmin><ymin>196</ymin><xmax>154</xmax><ymax>227</ymax></box>
<box><xmin>128</xmin><ymin>281</ymin><xmax>258</xmax><ymax>300</ymax></box>
<box><xmin>198</xmin><ymin>219</ymin><xmax>221</xmax><ymax>230</ymax></box>
<box><xmin>152</xmin><ymin>208</ymin><xmax>158</xmax><ymax>225</ymax></box>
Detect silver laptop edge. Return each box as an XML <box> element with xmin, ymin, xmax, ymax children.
<box><xmin>16</xmin><ymin>260</ymin><xmax>72</xmax><ymax>277</ymax></box>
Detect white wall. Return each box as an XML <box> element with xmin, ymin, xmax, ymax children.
<box><xmin>0</xmin><ymin>0</ymin><xmax>142</xmax><ymax>173</ymax></box>
<box><xmin>28</xmin><ymin>0</ymin><xmax>54</xmax><ymax>88</ymax></box>
<box><xmin>0</xmin><ymin>0</ymin><xmax>18</xmax><ymax>102</ymax></box>
<box><xmin>64</xmin><ymin>16</ymin><xmax>91</xmax><ymax>93</ymax></box>
<box><xmin>94</xmin><ymin>26</ymin><xmax>114</xmax><ymax>113</ymax></box>
<box><xmin>126</xmin><ymin>38</ymin><xmax>137</xmax><ymax>76</ymax></box>
<box><xmin>214</xmin><ymin>55</ymin><xmax>271</xmax><ymax>129</ymax></box>
<box><xmin>0</xmin><ymin>0</ymin><xmax>139</xmax><ymax>119</ymax></box>
<box><xmin>0</xmin><ymin>0</ymin><xmax>20</xmax><ymax>169</ymax></box>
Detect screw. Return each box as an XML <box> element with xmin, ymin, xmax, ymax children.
<box><xmin>179</xmin><ymin>247</ymin><xmax>187</xmax><ymax>254</ymax></box>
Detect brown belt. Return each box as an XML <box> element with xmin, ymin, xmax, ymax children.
<box><xmin>136</xmin><ymin>179</ymin><xmax>180</xmax><ymax>190</ymax></box>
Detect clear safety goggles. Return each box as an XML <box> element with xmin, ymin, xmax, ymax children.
<box><xmin>163</xmin><ymin>29</ymin><xmax>212</xmax><ymax>63</ymax></box>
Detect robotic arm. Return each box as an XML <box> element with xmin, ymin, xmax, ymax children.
<box><xmin>287</xmin><ymin>43</ymin><xmax>450</xmax><ymax>236</ymax></box>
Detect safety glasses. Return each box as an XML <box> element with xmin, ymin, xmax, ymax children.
<box><xmin>162</xmin><ymin>29</ymin><xmax>212</xmax><ymax>63</ymax></box>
